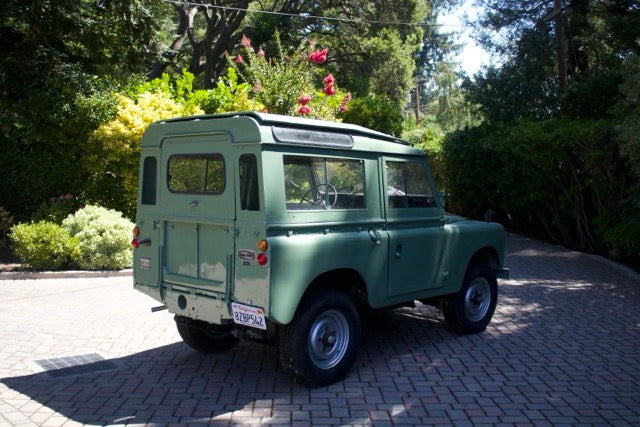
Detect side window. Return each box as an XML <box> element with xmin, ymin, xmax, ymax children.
<box><xmin>386</xmin><ymin>160</ymin><xmax>435</xmax><ymax>208</ymax></box>
<box><xmin>141</xmin><ymin>156</ymin><xmax>157</xmax><ymax>205</ymax></box>
<box><xmin>284</xmin><ymin>156</ymin><xmax>365</xmax><ymax>210</ymax></box>
<box><xmin>239</xmin><ymin>154</ymin><xmax>260</xmax><ymax>211</ymax></box>
<box><xmin>168</xmin><ymin>154</ymin><xmax>224</xmax><ymax>194</ymax></box>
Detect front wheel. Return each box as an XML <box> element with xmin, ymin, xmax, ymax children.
<box><xmin>279</xmin><ymin>289</ymin><xmax>360</xmax><ymax>386</ymax></box>
<box><xmin>443</xmin><ymin>261</ymin><xmax>498</xmax><ymax>334</ymax></box>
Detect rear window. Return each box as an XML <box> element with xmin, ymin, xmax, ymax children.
<box><xmin>168</xmin><ymin>154</ymin><xmax>225</xmax><ymax>194</ymax></box>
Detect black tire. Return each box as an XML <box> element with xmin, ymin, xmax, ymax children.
<box><xmin>175</xmin><ymin>315</ymin><xmax>238</xmax><ymax>353</ymax></box>
<box><xmin>279</xmin><ymin>289</ymin><xmax>360</xmax><ymax>386</ymax></box>
<box><xmin>443</xmin><ymin>261</ymin><xmax>498</xmax><ymax>334</ymax></box>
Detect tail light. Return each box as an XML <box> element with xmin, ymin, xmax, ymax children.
<box><xmin>131</xmin><ymin>227</ymin><xmax>139</xmax><ymax>248</ymax></box>
<box><xmin>257</xmin><ymin>239</ymin><xmax>268</xmax><ymax>265</ymax></box>
<box><xmin>257</xmin><ymin>253</ymin><xmax>268</xmax><ymax>265</ymax></box>
<box><xmin>131</xmin><ymin>226</ymin><xmax>150</xmax><ymax>248</ymax></box>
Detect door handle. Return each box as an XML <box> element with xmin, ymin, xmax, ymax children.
<box><xmin>368</xmin><ymin>228</ymin><xmax>381</xmax><ymax>245</ymax></box>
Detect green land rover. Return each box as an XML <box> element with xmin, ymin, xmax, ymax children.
<box><xmin>132</xmin><ymin>112</ymin><xmax>508</xmax><ymax>385</ymax></box>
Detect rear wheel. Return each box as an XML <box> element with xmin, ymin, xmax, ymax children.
<box><xmin>279</xmin><ymin>289</ymin><xmax>360</xmax><ymax>386</ymax></box>
<box><xmin>175</xmin><ymin>316</ymin><xmax>238</xmax><ymax>353</ymax></box>
<box><xmin>443</xmin><ymin>261</ymin><xmax>498</xmax><ymax>334</ymax></box>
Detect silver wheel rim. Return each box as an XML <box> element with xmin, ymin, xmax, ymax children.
<box><xmin>308</xmin><ymin>309</ymin><xmax>350</xmax><ymax>370</ymax></box>
<box><xmin>464</xmin><ymin>277</ymin><xmax>491</xmax><ymax>322</ymax></box>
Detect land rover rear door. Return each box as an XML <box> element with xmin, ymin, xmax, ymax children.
<box><xmin>159</xmin><ymin>133</ymin><xmax>235</xmax><ymax>294</ymax></box>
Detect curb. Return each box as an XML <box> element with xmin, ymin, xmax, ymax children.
<box><xmin>0</xmin><ymin>269</ymin><xmax>133</xmax><ymax>281</ymax></box>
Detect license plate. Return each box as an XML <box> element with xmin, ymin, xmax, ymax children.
<box><xmin>231</xmin><ymin>302</ymin><xmax>266</xmax><ymax>330</ymax></box>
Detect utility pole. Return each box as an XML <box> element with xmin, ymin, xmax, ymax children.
<box><xmin>414</xmin><ymin>84</ymin><xmax>420</xmax><ymax>123</ymax></box>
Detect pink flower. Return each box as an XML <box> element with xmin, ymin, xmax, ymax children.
<box><xmin>235</xmin><ymin>54</ymin><xmax>243</xmax><ymax>63</ymax></box>
<box><xmin>297</xmin><ymin>94</ymin><xmax>311</xmax><ymax>105</ymax></box>
<box><xmin>339</xmin><ymin>92</ymin><xmax>352</xmax><ymax>112</ymax></box>
<box><xmin>257</xmin><ymin>48</ymin><xmax>265</xmax><ymax>58</ymax></box>
<box><xmin>323</xmin><ymin>74</ymin><xmax>335</xmax><ymax>86</ymax></box>
<box><xmin>323</xmin><ymin>83</ymin><xmax>336</xmax><ymax>96</ymax></box>
<box><xmin>241</xmin><ymin>34</ymin><xmax>253</xmax><ymax>50</ymax></box>
<box><xmin>309</xmin><ymin>48</ymin><xmax>328</xmax><ymax>64</ymax></box>
<box><xmin>262</xmin><ymin>108</ymin><xmax>269</xmax><ymax>113</ymax></box>
<box><xmin>297</xmin><ymin>105</ymin><xmax>311</xmax><ymax>115</ymax></box>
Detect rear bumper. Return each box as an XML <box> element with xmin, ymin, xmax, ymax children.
<box><xmin>134</xmin><ymin>281</ymin><xmax>233</xmax><ymax>325</ymax></box>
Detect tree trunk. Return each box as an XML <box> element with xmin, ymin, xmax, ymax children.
<box><xmin>148</xmin><ymin>0</ymin><xmax>249</xmax><ymax>86</ymax></box>
<box><xmin>553</xmin><ymin>0</ymin><xmax>568</xmax><ymax>93</ymax></box>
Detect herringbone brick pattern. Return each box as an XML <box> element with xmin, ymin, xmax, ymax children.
<box><xmin>1</xmin><ymin>234</ymin><xmax>638</xmax><ymax>425</ymax></box>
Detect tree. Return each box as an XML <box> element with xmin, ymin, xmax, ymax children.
<box><xmin>0</xmin><ymin>0</ymin><xmax>172</xmax><ymax>219</ymax></box>
<box><xmin>470</xmin><ymin>0</ymin><xmax>640</xmax><ymax>118</ymax></box>
<box><xmin>446</xmin><ymin>1</ymin><xmax>640</xmax><ymax>268</ymax></box>
<box><xmin>463</xmin><ymin>24</ymin><xmax>559</xmax><ymax>122</ymax></box>
<box><xmin>149</xmin><ymin>0</ymin><xmax>250</xmax><ymax>88</ymax></box>
<box><xmin>414</xmin><ymin>0</ymin><xmax>460</xmax><ymax>85</ymax></box>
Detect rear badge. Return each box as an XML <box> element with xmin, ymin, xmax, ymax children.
<box><xmin>139</xmin><ymin>257</ymin><xmax>151</xmax><ymax>269</ymax></box>
<box><xmin>237</xmin><ymin>250</ymin><xmax>256</xmax><ymax>266</ymax></box>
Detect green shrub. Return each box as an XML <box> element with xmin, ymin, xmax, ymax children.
<box><xmin>341</xmin><ymin>95</ymin><xmax>403</xmax><ymax>136</ymax></box>
<box><xmin>442</xmin><ymin>118</ymin><xmax>638</xmax><ymax>267</ymax></box>
<box><xmin>63</xmin><ymin>205</ymin><xmax>134</xmax><ymax>270</ymax></box>
<box><xmin>9</xmin><ymin>221</ymin><xmax>79</xmax><ymax>270</ymax></box>
<box><xmin>402</xmin><ymin>122</ymin><xmax>445</xmax><ymax>188</ymax></box>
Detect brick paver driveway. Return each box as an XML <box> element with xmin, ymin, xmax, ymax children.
<box><xmin>1</xmin><ymin>234</ymin><xmax>638</xmax><ymax>426</ymax></box>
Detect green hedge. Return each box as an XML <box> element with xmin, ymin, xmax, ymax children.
<box><xmin>442</xmin><ymin>118</ymin><xmax>638</xmax><ymax>267</ymax></box>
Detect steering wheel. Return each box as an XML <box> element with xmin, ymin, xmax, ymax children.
<box><xmin>299</xmin><ymin>183</ymin><xmax>338</xmax><ymax>208</ymax></box>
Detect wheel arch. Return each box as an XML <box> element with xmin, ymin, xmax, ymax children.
<box><xmin>271</xmin><ymin>267</ymin><xmax>368</xmax><ymax>326</ymax></box>
<box><xmin>468</xmin><ymin>246</ymin><xmax>501</xmax><ymax>273</ymax></box>
<box><xmin>303</xmin><ymin>268</ymin><xmax>368</xmax><ymax>309</ymax></box>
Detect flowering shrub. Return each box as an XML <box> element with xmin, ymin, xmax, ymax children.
<box><xmin>231</xmin><ymin>31</ymin><xmax>351</xmax><ymax>121</ymax></box>
<box><xmin>9</xmin><ymin>221</ymin><xmax>80</xmax><ymax>271</ymax></box>
<box><xmin>62</xmin><ymin>205</ymin><xmax>134</xmax><ymax>270</ymax></box>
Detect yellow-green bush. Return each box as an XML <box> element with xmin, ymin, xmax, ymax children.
<box><xmin>84</xmin><ymin>91</ymin><xmax>203</xmax><ymax>218</ymax></box>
